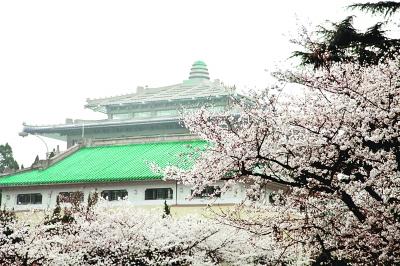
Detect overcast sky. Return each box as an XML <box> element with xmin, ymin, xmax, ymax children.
<box><xmin>1</xmin><ymin>0</ymin><xmax>377</xmax><ymax>166</ymax></box>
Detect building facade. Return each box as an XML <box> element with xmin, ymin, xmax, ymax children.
<box><xmin>0</xmin><ymin>61</ymin><xmax>277</xmax><ymax>211</ymax></box>
<box><xmin>22</xmin><ymin>61</ymin><xmax>234</xmax><ymax>147</ymax></box>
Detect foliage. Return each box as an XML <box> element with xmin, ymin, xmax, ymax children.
<box><xmin>0</xmin><ymin>209</ymin><xmax>33</xmax><ymax>265</ymax></box>
<box><xmin>349</xmin><ymin>1</ymin><xmax>400</xmax><ymax>17</ymax></box>
<box><xmin>0</xmin><ymin>198</ymin><xmax>295</xmax><ymax>265</ymax></box>
<box><xmin>292</xmin><ymin>1</ymin><xmax>400</xmax><ymax>69</ymax></box>
<box><xmin>162</xmin><ymin>56</ymin><xmax>400</xmax><ymax>264</ymax></box>
<box><xmin>31</xmin><ymin>155</ymin><xmax>40</xmax><ymax>168</ymax></box>
<box><xmin>163</xmin><ymin>200</ymin><xmax>171</xmax><ymax>218</ymax></box>
<box><xmin>0</xmin><ymin>143</ymin><xmax>19</xmax><ymax>173</ymax></box>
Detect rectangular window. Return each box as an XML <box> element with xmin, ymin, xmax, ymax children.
<box><xmin>113</xmin><ymin>113</ymin><xmax>132</xmax><ymax>120</ymax></box>
<box><xmin>145</xmin><ymin>188</ymin><xmax>173</xmax><ymax>200</ymax></box>
<box><xmin>134</xmin><ymin>111</ymin><xmax>152</xmax><ymax>119</ymax></box>
<box><xmin>17</xmin><ymin>193</ymin><xmax>42</xmax><ymax>205</ymax></box>
<box><xmin>101</xmin><ymin>190</ymin><xmax>128</xmax><ymax>201</ymax></box>
<box><xmin>192</xmin><ymin>186</ymin><xmax>221</xmax><ymax>198</ymax></box>
<box><xmin>157</xmin><ymin>110</ymin><xmax>178</xmax><ymax>117</ymax></box>
<box><xmin>58</xmin><ymin>191</ymin><xmax>84</xmax><ymax>203</ymax></box>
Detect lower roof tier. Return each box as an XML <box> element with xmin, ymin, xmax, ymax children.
<box><xmin>0</xmin><ymin>140</ymin><xmax>205</xmax><ymax>187</ymax></box>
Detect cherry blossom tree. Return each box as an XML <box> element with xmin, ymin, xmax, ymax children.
<box><xmin>162</xmin><ymin>56</ymin><xmax>400</xmax><ymax>264</ymax></box>
<box><xmin>0</xmin><ymin>198</ymin><xmax>294</xmax><ymax>265</ymax></box>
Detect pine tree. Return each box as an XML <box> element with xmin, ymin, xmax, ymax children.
<box><xmin>31</xmin><ymin>155</ymin><xmax>40</xmax><ymax>167</ymax></box>
<box><xmin>162</xmin><ymin>200</ymin><xmax>171</xmax><ymax>218</ymax></box>
<box><xmin>0</xmin><ymin>143</ymin><xmax>19</xmax><ymax>173</ymax></box>
<box><xmin>293</xmin><ymin>1</ymin><xmax>400</xmax><ymax>69</ymax></box>
<box><xmin>349</xmin><ymin>1</ymin><xmax>400</xmax><ymax>17</ymax></box>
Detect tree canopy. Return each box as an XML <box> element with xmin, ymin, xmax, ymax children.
<box><xmin>164</xmin><ymin>53</ymin><xmax>400</xmax><ymax>264</ymax></box>
<box><xmin>293</xmin><ymin>1</ymin><xmax>400</xmax><ymax>69</ymax></box>
<box><xmin>0</xmin><ymin>200</ymin><xmax>286</xmax><ymax>265</ymax></box>
<box><xmin>349</xmin><ymin>1</ymin><xmax>400</xmax><ymax>17</ymax></box>
<box><xmin>0</xmin><ymin>143</ymin><xmax>19</xmax><ymax>174</ymax></box>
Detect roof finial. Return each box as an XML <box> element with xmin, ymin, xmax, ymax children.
<box><xmin>189</xmin><ymin>60</ymin><xmax>210</xmax><ymax>80</ymax></box>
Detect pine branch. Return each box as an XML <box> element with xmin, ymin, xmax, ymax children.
<box><xmin>349</xmin><ymin>1</ymin><xmax>400</xmax><ymax>17</ymax></box>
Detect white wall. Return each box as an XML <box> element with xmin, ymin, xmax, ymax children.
<box><xmin>0</xmin><ymin>180</ymin><xmax>248</xmax><ymax>211</ymax></box>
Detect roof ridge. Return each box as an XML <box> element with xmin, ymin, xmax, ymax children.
<box><xmin>86</xmin><ymin>83</ymin><xmax>182</xmax><ymax>102</ymax></box>
<box><xmin>84</xmin><ymin>139</ymin><xmax>206</xmax><ymax>149</ymax></box>
<box><xmin>0</xmin><ymin>144</ymin><xmax>83</xmax><ymax>179</ymax></box>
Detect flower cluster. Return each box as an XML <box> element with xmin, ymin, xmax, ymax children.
<box><xmin>0</xmin><ymin>198</ymin><xmax>294</xmax><ymax>265</ymax></box>
<box><xmin>163</xmin><ymin>57</ymin><xmax>400</xmax><ymax>264</ymax></box>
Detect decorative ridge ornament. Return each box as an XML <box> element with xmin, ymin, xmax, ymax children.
<box><xmin>189</xmin><ymin>60</ymin><xmax>210</xmax><ymax>80</ymax></box>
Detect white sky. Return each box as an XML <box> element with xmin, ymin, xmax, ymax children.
<box><xmin>0</xmin><ymin>0</ymin><xmax>379</xmax><ymax>166</ymax></box>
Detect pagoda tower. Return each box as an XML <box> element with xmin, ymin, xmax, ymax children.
<box><xmin>22</xmin><ymin>61</ymin><xmax>234</xmax><ymax>147</ymax></box>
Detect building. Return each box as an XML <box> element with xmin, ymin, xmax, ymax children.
<box><xmin>0</xmin><ymin>61</ymin><xmax>276</xmax><ymax>211</ymax></box>
<box><xmin>22</xmin><ymin>61</ymin><xmax>233</xmax><ymax>148</ymax></box>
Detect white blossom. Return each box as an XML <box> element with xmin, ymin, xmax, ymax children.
<box><xmin>163</xmin><ymin>56</ymin><xmax>400</xmax><ymax>265</ymax></box>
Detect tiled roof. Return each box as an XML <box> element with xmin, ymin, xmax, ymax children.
<box><xmin>0</xmin><ymin>140</ymin><xmax>205</xmax><ymax>187</ymax></box>
<box><xmin>85</xmin><ymin>80</ymin><xmax>233</xmax><ymax>113</ymax></box>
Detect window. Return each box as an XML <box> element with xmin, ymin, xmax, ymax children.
<box><xmin>58</xmin><ymin>191</ymin><xmax>84</xmax><ymax>203</ymax></box>
<box><xmin>145</xmin><ymin>188</ymin><xmax>173</xmax><ymax>200</ymax></box>
<box><xmin>101</xmin><ymin>190</ymin><xmax>128</xmax><ymax>201</ymax></box>
<box><xmin>156</xmin><ymin>110</ymin><xmax>178</xmax><ymax>117</ymax></box>
<box><xmin>113</xmin><ymin>113</ymin><xmax>132</xmax><ymax>120</ymax></box>
<box><xmin>134</xmin><ymin>111</ymin><xmax>152</xmax><ymax>119</ymax></box>
<box><xmin>17</xmin><ymin>193</ymin><xmax>42</xmax><ymax>205</ymax></box>
<box><xmin>191</xmin><ymin>186</ymin><xmax>221</xmax><ymax>198</ymax></box>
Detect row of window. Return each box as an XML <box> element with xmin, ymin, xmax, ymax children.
<box><xmin>17</xmin><ymin>193</ymin><xmax>42</xmax><ymax>205</ymax></box>
<box><xmin>112</xmin><ymin>106</ymin><xmax>227</xmax><ymax>120</ymax></box>
<box><xmin>113</xmin><ymin>110</ymin><xmax>179</xmax><ymax>120</ymax></box>
<box><xmin>15</xmin><ymin>187</ymin><xmax>220</xmax><ymax>205</ymax></box>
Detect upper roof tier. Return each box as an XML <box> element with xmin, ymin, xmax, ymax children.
<box><xmin>86</xmin><ymin>61</ymin><xmax>233</xmax><ymax>113</ymax></box>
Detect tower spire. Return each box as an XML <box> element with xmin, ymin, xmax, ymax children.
<box><xmin>189</xmin><ymin>60</ymin><xmax>210</xmax><ymax>80</ymax></box>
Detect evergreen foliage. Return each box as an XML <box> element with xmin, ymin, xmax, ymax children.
<box><xmin>349</xmin><ymin>1</ymin><xmax>400</xmax><ymax>17</ymax></box>
<box><xmin>162</xmin><ymin>200</ymin><xmax>171</xmax><ymax>218</ymax></box>
<box><xmin>31</xmin><ymin>155</ymin><xmax>40</xmax><ymax>167</ymax></box>
<box><xmin>293</xmin><ymin>1</ymin><xmax>400</xmax><ymax>69</ymax></box>
<box><xmin>0</xmin><ymin>143</ymin><xmax>19</xmax><ymax>173</ymax></box>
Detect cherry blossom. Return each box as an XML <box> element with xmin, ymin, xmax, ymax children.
<box><xmin>0</xmin><ymin>198</ymin><xmax>299</xmax><ymax>265</ymax></box>
<box><xmin>163</xmin><ymin>56</ymin><xmax>400</xmax><ymax>264</ymax></box>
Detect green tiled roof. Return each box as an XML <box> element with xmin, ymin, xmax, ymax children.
<box><xmin>0</xmin><ymin>140</ymin><xmax>205</xmax><ymax>187</ymax></box>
